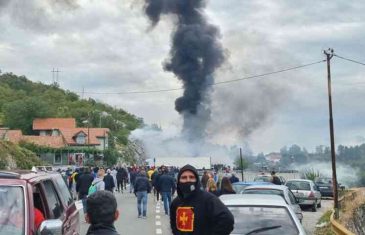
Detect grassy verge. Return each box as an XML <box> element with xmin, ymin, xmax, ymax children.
<box><xmin>314</xmin><ymin>210</ymin><xmax>334</xmax><ymax>235</ymax></box>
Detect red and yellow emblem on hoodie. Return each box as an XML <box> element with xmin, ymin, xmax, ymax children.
<box><xmin>176</xmin><ymin>207</ymin><xmax>194</xmax><ymax>232</ymax></box>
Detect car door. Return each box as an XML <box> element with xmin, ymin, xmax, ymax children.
<box><xmin>287</xmin><ymin>188</ymin><xmax>303</xmax><ymax>222</ymax></box>
<box><xmin>311</xmin><ymin>182</ymin><xmax>322</xmax><ymax>203</ymax></box>
<box><xmin>53</xmin><ymin>175</ymin><xmax>80</xmax><ymax>235</ymax></box>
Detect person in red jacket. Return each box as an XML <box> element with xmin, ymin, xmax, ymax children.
<box><xmin>34</xmin><ymin>207</ymin><xmax>45</xmax><ymax>230</ymax></box>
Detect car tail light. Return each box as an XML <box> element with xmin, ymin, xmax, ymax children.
<box><xmin>308</xmin><ymin>191</ymin><xmax>315</xmax><ymax>198</ymax></box>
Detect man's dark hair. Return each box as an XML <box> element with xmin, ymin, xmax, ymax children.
<box><xmin>86</xmin><ymin>191</ymin><xmax>117</xmax><ymax>225</ymax></box>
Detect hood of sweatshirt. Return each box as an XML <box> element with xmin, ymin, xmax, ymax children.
<box><xmin>176</xmin><ymin>164</ymin><xmax>201</xmax><ymax>198</ymax></box>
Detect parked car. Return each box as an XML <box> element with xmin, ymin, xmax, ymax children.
<box><xmin>241</xmin><ymin>185</ymin><xmax>303</xmax><ymax>222</ymax></box>
<box><xmin>0</xmin><ymin>169</ymin><xmax>80</xmax><ymax>235</ymax></box>
<box><xmin>285</xmin><ymin>179</ymin><xmax>322</xmax><ymax>212</ymax></box>
<box><xmin>219</xmin><ymin>194</ymin><xmax>306</xmax><ymax>235</ymax></box>
<box><xmin>253</xmin><ymin>174</ymin><xmax>273</xmax><ymax>182</ymax></box>
<box><xmin>231</xmin><ymin>181</ymin><xmax>273</xmax><ymax>194</ymax></box>
<box><xmin>315</xmin><ymin>177</ymin><xmax>334</xmax><ymax>197</ymax></box>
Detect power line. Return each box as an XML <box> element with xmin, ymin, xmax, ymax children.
<box><xmin>333</xmin><ymin>54</ymin><xmax>365</xmax><ymax>66</ymax></box>
<box><xmin>77</xmin><ymin>59</ymin><xmax>326</xmax><ymax>95</ymax></box>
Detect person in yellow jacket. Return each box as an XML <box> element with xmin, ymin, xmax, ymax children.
<box><xmin>147</xmin><ymin>167</ymin><xmax>155</xmax><ymax>182</ymax></box>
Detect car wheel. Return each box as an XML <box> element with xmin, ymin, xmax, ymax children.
<box><xmin>318</xmin><ymin>201</ymin><xmax>321</xmax><ymax>208</ymax></box>
<box><xmin>312</xmin><ymin>201</ymin><xmax>317</xmax><ymax>212</ymax></box>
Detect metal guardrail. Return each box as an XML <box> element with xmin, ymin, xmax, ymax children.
<box><xmin>330</xmin><ymin>210</ymin><xmax>355</xmax><ymax>235</ymax></box>
<box><xmin>330</xmin><ymin>189</ymin><xmax>359</xmax><ymax>235</ymax></box>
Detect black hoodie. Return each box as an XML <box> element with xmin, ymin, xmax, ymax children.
<box><xmin>170</xmin><ymin>165</ymin><xmax>234</xmax><ymax>235</ymax></box>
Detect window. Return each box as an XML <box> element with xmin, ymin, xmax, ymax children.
<box><xmin>54</xmin><ymin>153</ymin><xmax>62</xmax><ymax>164</ymax></box>
<box><xmin>75</xmin><ymin>133</ymin><xmax>86</xmax><ymax>144</ymax></box>
<box><xmin>42</xmin><ymin>180</ymin><xmax>63</xmax><ymax>219</ymax></box>
<box><xmin>0</xmin><ymin>186</ymin><xmax>25</xmax><ymax>235</ymax></box>
<box><xmin>288</xmin><ymin>190</ymin><xmax>297</xmax><ymax>204</ymax></box>
<box><xmin>54</xmin><ymin>175</ymin><xmax>73</xmax><ymax>206</ymax></box>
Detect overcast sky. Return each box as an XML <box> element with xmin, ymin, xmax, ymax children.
<box><xmin>1</xmin><ymin>0</ymin><xmax>365</xmax><ymax>154</ymax></box>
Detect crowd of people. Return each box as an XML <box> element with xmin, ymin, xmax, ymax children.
<box><xmin>60</xmin><ymin>164</ymin><xmax>241</xmax><ymax>235</ymax></box>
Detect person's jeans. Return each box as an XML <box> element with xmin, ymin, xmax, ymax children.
<box><xmin>161</xmin><ymin>192</ymin><xmax>171</xmax><ymax>215</ymax></box>
<box><xmin>136</xmin><ymin>191</ymin><xmax>148</xmax><ymax>217</ymax></box>
<box><xmin>130</xmin><ymin>182</ymin><xmax>134</xmax><ymax>193</ymax></box>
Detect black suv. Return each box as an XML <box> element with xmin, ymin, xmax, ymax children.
<box><xmin>0</xmin><ymin>170</ymin><xmax>80</xmax><ymax>235</ymax></box>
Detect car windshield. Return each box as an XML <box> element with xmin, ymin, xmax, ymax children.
<box><xmin>228</xmin><ymin>206</ymin><xmax>299</xmax><ymax>235</ymax></box>
<box><xmin>316</xmin><ymin>178</ymin><xmax>332</xmax><ymax>184</ymax></box>
<box><xmin>0</xmin><ymin>186</ymin><xmax>25</xmax><ymax>235</ymax></box>
<box><xmin>232</xmin><ymin>185</ymin><xmax>247</xmax><ymax>194</ymax></box>
<box><xmin>254</xmin><ymin>176</ymin><xmax>272</xmax><ymax>182</ymax></box>
<box><xmin>243</xmin><ymin>189</ymin><xmax>286</xmax><ymax>201</ymax></box>
<box><xmin>286</xmin><ymin>181</ymin><xmax>310</xmax><ymax>191</ymax></box>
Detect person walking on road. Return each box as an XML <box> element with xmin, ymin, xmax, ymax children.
<box><xmin>85</xmin><ymin>190</ymin><xmax>120</xmax><ymax>235</ymax></box>
<box><xmin>76</xmin><ymin>167</ymin><xmax>94</xmax><ymax>213</ymax></box>
<box><xmin>158</xmin><ymin>167</ymin><xmax>176</xmax><ymax>215</ymax></box>
<box><xmin>104</xmin><ymin>169</ymin><xmax>115</xmax><ymax>193</ymax></box>
<box><xmin>170</xmin><ymin>164</ymin><xmax>234</xmax><ymax>235</ymax></box>
<box><xmin>134</xmin><ymin>170</ymin><xmax>151</xmax><ymax>218</ymax></box>
<box><xmin>129</xmin><ymin>168</ymin><xmax>137</xmax><ymax>193</ymax></box>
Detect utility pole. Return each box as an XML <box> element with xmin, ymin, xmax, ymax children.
<box><xmin>240</xmin><ymin>148</ymin><xmax>244</xmax><ymax>181</ymax></box>
<box><xmin>324</xmin><ymin>48</ymin><xmax>339</xmax><ymax>219</ymax></box>
<box><xmin>51</xmin><ymin>68</ymin><xmax>61</xmax><ymax>85</ymax></box>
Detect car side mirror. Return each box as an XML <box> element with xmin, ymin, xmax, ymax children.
<box><xmin>37</xmin><ymin>219</ymin><xmax>63</xmax><ymax>235</ymax></box>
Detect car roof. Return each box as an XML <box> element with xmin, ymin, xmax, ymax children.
<box><xmin>286</xmin><ymin>179</ymin><xmax>313</xmax><ymax>183</ymax></box>
<box><xmin>220</xmin><ymin>194</ymin><xmax>288</xmax><ymax>207</ymax></box>
<box><xmin>0</xmin><ymin>170</ymin><xmax>57</xmax><ymax>181</ymax></box>
<box><xmin>232</xmin><ymin>181</ymin><xmax>273</xmax><ymax>186</ymax></box>
<box><xmin>243</xmin><ymin>184</ymin><xmax>288</xmax><ymax>191</ymax></box>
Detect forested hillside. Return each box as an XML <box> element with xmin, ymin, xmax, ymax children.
<box><xmin>0</xmin><ymin>72</ymin><xmax>143</xmax><ymax>164</ymax></box>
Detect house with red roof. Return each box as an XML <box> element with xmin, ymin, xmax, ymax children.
<box><xmin>1</xmin><ymin>118</ymin><xmax>109</xmax><ymax>166</ymax></box>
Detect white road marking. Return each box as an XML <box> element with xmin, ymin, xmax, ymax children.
<box><xmin>156</xmin><ymin>228</ymin><xmax>162</xmax><ymax>234</ymax></box>
<box><xmin>156</xmin><ymin>215</ymin><xmax>161</xmax><ymax>219</ymax></box>
<box><xmin>156</xmin><ymin>221</ymin><xmax>161</xmax><ymax>226</ymax></box>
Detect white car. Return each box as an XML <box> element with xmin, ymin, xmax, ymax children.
<box><xmin>220</xmin><ymin>194</ymin><xmax>306</xmax><ymax>235</ymax></box>
<box><xmin>241</xmin><ymin>185</ymin><xmax>303</xmax><ymax>222</ymax></box>
<box><xmin>285</xmin><ymin>179</ymin><xmax>322</xmax><ymax>212</ymax></box>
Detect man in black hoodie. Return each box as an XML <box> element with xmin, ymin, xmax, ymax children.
<box><xmin>170</xmin><ymin>164</ymin><xmax>234</xmax><ymax>235</ymax></box>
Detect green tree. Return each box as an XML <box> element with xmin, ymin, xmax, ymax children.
<box><xmin>234</xmin><ymin>156</ymin><xmax>249</xmax><ymax>170</ymax></box>
<box><xmin>3</xmin><ymin>97</ymin><xmax>51</xmax><ymax>134</ymax></box>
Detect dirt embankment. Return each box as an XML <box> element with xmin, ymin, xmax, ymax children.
<box><xmin>340</xmin><ymin>188</ymin><xmax>365</xmax><ymax>235</ymax></box>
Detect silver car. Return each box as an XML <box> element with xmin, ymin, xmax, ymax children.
<box><xmin>220</xmin><ymin>194</ymin><xmax>306</xmax><ymax>235</ymax></box>
<box><xmin>241</xmin><ymin>185</ymin><xmax>303</xmax><ymax>222</ymax></box>
<box><xmin>285</xmin><ymin>179</ymin><xmax>322</xmax><ymax>212</ymax></box>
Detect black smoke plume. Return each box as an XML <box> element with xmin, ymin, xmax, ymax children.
<box><xmin>144</xmin><ymin>0</ymin><xmax>225</xmax><ymax>141</ymax></box>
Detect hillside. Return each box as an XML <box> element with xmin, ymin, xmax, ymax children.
<box><xmin>0</xmin><ymin>72</ymin><xmax>143</xmax><ymax>146</ymax></box>
<box><xmin>0</xmin><ymin>140</ymin><xmax>43</xmax><ymax>170</ymax></box>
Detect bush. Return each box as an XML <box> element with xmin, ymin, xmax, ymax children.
<box><xmin>0</xmin><ymin>141</ymin><xmax>43</xmax><ymax>170</ymax></box>
<box><xmin>302</xmin><ymin>168</ymin><xmax>321</xmax><ymax>181</ymax></box>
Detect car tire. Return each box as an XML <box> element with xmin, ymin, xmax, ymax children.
<box><xmin>318</xmin><ymin>201</ymin><xmax>321</xmax><ymax>208</ymax></box>
<box><xmin>312</xmin><ymin>201</ymin><xmax>317</xmax><ymax>212</ymax></box>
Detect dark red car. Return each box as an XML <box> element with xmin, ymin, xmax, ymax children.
<box><xmin>0</xmin><ymin>170</ymin><xmax>80</xmax><ymax>235</ymax></box>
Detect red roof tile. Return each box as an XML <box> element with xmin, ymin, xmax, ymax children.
<box><xmin>59</xmin><ymin>128</ymin><xmax>109</xmax><ymax>146</ymax></box>
<box><xmin>22</xmin><ymin>136</ymin><xmax>66</xmax><ymax>148</ymax></box>
<box><xmin>5</xmin><ymin>130</ymin><xmax>23</xmax><ymax>143</ymax></box>
<box><xmin>33</xmin><ymin>118</ymin><xmax>76</xmax><ymax>130</ymax></box>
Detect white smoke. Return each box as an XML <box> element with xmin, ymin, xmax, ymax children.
<box><xmin>129</xmin><ymin>125</ymin><xmax>251</xmax><ymax>166</ymax></box>
<box><xmin>290</xmin><ymin>161</ymin><xmax>359</xmax><ymax>187</ymax></box>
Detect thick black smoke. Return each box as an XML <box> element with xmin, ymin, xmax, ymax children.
<box><xmin>144</xmin><ymin>0</ymin><xmax>225</xmax><ymax>141</ymax></box>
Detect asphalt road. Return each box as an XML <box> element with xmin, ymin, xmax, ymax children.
<box><xmin>301</xmin><ymin>198</ymin><xmax>333</xmax><ymax>234</ymax></box>
<box><xmin>78</xmin><ymin>187</ymin><xmax>333</xmax><ymax>235</ymax></box>
<box><xmin>79</xmin><ymin>189</ymin><xmax>173</xmax><ymax>235</ymax></box>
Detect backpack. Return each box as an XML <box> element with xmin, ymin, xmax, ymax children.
<box><xmin>88</xmin><ymin>181</ymin><xmax>100</xmax><ymax>196</ymax></box>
